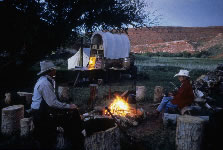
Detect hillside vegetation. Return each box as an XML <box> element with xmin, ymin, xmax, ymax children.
<box><xmin>128</xmin><ymin>27</ymin><xmax>223</xmax><ymax>58</ymax></box>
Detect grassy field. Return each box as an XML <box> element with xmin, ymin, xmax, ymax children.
<box><xmin>1</xmin><ymin>54</ymin><xmax>222</xmax><ymax>150</ymax></box>
<box><xmin>28</xmin><ymin>54</ymin><xmax>223</xmax><ymax>104</ymax></box>
<box><xmin>67</xmin><ymin>55</ymin><xmax>223</xmax><ymax>108</ymax></box>
<box><xmin>134</xmin><ymin>55</ymin><xmax>223</xmax><ymax>101</ymax></box>
<box><xmin>135</xmin><ymin>54</ymin><xmax>223</xmax><ymax>71</ymax></box>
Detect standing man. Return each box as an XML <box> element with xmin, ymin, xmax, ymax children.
<box><xmin>156</xmin><ymin>69</ymin><xmax>194</xmax><ymax>114</ymax></box>
<box><xmin>31</xmin><ymin>60</ymin><xmax>84</xmax><ymax>149</ymax></box>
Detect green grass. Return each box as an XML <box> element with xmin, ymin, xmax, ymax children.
<box><xmin>136</xmin><ymin>65</ymin><xmax>208</xmax><ymax>102</ymax></box>
<box><xmin>135</xmin><ymin>55</ymin><xmax>223</xmax><ymax>71</ymax></box>
<box><xmin>133</xmin><ymin>54</ymin><xmax>223</xmax><ymax>102</ymax></box>
<box><xmin>207</xmin><ymin>44</ymin><xmax>223</xmax><ymax>56</ymax></box>
<box><xmin>44</xmin><ymin>54</ymin><xmax>223</xmax><ymax>107</ymax></box>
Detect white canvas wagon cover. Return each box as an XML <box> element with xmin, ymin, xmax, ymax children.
<box><xmin>91</xmin><ymin>31</ymin><xmax>130</xmax><ymax>59</ymax></box>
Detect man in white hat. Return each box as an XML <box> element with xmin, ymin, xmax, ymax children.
<box><xmin>155</xmin><ymin>69</ymin><xmax>194</xmax><ymax>115</ymax></box>
<box><xmin>31</xmin><ymin>60</ymin><xmax>84</xmax><ymax>149</ymax></box>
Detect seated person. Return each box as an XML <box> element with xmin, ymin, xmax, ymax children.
<box><xmin>156</xmin><ymin>69</ymin><xmax>194</xmax><ymax>114</ymax></box>
<box><xmin>31</xmin><ymin>60</ymin><xmax>84</xmax><ymax>150</ymax></box>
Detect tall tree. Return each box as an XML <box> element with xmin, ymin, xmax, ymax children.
<box><xmin>0</xmin><ymin>0</ymin><xmax>157</xmax><ymax>62</ymax></box>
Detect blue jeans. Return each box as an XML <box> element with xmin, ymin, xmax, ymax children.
<box><xmin>157</xmin><ymin>96</ymin><xmax>178</xmax><ymax>113</ymax></box>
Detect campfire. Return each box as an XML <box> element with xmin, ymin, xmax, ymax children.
<box><xmin>103</xmin><ymin>95</ymin><xmax>144</xmax><ymax>127</ymax></box>
<box><xmin>83</xmin><ymin>92</ymin><xmax>145</xmax><ymax>128</ymax></box>
<box><xmin>104</xmin><ymin>95</ymin><xmax>130</xmax><ymax>117</ymax></box>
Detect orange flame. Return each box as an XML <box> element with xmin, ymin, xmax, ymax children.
<box><xmin>88</xmin><ymin>57</ymin><xmax>96</xmax><ymax>70</ymax></box>
<box><xmin>105</xmin><ymin>96</ymin><xmax>130</xmax><ymax>117</ymax></box>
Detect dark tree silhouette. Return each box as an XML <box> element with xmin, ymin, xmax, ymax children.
<box><xmin>0</xmin><ymin>0</ymin><xmax>158</xmax><ymax>94</ymax></box>
<box><xmin>0</xmin><ymin>0</ymin><xmax>156</xmax><ymax>59</ymax></box>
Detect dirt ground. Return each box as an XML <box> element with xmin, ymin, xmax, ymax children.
<box><xmin>120</xmin><ymin>103</ymin><xmax>176</xmax><ymax>150</ymax></box>
<box><xmin>0</xmin><ymin>104</ymin><xmax>176</xmax><ymax>150</ymax></box>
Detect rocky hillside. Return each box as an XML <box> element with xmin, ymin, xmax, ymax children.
<box><xmin>127</xmin><ymin>26</ymin><xmax>223</xmax><ymax>54</ymax></box>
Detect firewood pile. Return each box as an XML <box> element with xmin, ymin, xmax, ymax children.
<box><xmin>82</xmin><ymin>106</ymin><xmax>145</xmax><ymax>128</ymax></box>
<box><xmin>191</xmin><ymin>64</ymin><xmax>223</xmax><ymax>115</ymax></box>
<box><xmin>110</xmin><ymin>108</ymin><xmax>145</xmax><ymax>128</ymax></box>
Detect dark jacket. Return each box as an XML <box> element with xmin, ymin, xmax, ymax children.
<box><xmin>171</xmin><ymin>79</ymin><xmax>194</xmax><ymax>109</ymax></box>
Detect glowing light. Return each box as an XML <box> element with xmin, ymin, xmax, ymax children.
<box><xmin>105</xmin><ymin>96</ymin><xmax>130</xmax><ymax>117</ymax></box>
<box><xmin>88</xmin><ymin>57</ymin><xmax>96</xmax><ymax>70</ymax></box>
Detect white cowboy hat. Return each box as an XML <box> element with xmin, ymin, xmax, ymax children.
<box><xmin>37</xmin><ymin>60</ymin><xmax>56</xmax><ymax>75</ymax></box>
<box><xmin>174</xmin><ymin>69</ymin><xmax>190</xmax><ymax>77</ymax></box>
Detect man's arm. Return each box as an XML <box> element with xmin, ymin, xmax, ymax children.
<box><xmin>40</xmin><ymin>83</ymin><xmax>71</xmax><ymax>109</ymax></box>
<box><xmin>171</xmin><ymin>83</ymin><xmax>187</xmax><ymax>105</ymax></box>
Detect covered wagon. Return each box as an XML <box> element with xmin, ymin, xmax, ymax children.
<box><xmin>88</xmin><ymin>31</ymin><xmax>134</xmax><ymax>70</ymax></box>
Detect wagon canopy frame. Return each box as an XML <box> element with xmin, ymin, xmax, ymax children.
<box><xmin>90</xmin><ymin>31</ymin><xmax>130</xmax><ymax>59</ymax></box>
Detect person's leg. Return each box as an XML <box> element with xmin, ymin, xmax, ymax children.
<box><xmin>62</xmin><ymin>110</ymin><xmax>85</xmax><ymax>150</ymax></box>
<box><xmin>157</xmin><ymin>96</ymin><xmax>173</xmax><ymax>112</ymax></box>
<box><xmin>32</xmin><ymin>111</ymin><xmax>57</xmax><ymax>150</ymax></box>
<box><xmin>165</xmin><ymin>101</ymin><xmax>178</xmax><ymax>113</ymax></box>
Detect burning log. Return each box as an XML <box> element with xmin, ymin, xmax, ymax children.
<box><xmin>105</xmin><ymin>107</ymin><xmax>125</xmax><ymax>129</ymax></box>
<box><xmin>118</xmin><ymin>116</ymin><xmax>138</xmax><ymax>127</ymax></box>
<box><xmin>176</xmin><ymin>115</ymin><xmax>207</xmax><ymax>150</ymax></box>
<box><xmin>104</xmin><ymin>96</ymin><xmax>129</xmax><ymax>116</ymax></box>
<box><xmin>1</xmin><ymin>105</ymin><xmax>24</xmax><ymax>136</ymax></box>
<box><xmin>120</xmin><ymin>90</ymin><xmax>129</xmax><ymax>98</ymax></box>
<box><xmin>83</xmin><ymin>95</ymin><xmax>143</xmax><ymax>149</ymax></box>
<box><xmin>104</xmin><ymin>95</ymin><xmax>144</xmax><ymax>127</ymax></box>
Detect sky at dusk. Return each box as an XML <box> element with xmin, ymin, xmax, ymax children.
<box><xmin>146</xmin><ymin>0</ymin><xmax>223</xmax><ymax>27</ymax></box>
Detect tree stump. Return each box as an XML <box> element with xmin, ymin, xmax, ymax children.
<box><xmin>136</xmin><ymin>86</ymin><xmax>146</xmax><ymax>101</ymax></box>
<box><xmin>84</xmin><ymin>118</ymin><xmax>120</xmax><ymax>150</ymax></box>
<box><xmin>88</xmin><ymin>84</ymin><xmax>98</xmax><ymax>109</ymax></box>
<box><xmin>176</xmin><ymin>115</ymin><xmax>205</xmax><ymax>150</ymax></box>
<box><xmin>17</xmin><ymin>92</ymin><xmax>33</xmax><ymax>105</ymax></box>
<box><xmin>1</xmin><ymin>105</ymin><xmax>24</xmax><ymax>136</ymax></box>
<box><xmin>153</xmin><ymin>86</ymin><xmax>164</xmax><ymax>103</ymax></box>
<box><xmin>20</xmin><ymin>117</ymin><xmax>34</xmax><ymax>137</ymax></box>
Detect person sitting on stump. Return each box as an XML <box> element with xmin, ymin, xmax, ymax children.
<box><xmin>30</xmin><ymin>60</ymin><xmax>84</xmax><ymax>150</ymax></box>
<box><xmin>155</xmin><ymin>69</ymin><xmax>195</xmax><ymax>115</ymax></box>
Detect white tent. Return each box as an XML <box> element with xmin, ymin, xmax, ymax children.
<box><xmin>67</xmin><ymin>48</ymin><xmax>90</xmax><ymax>70</ymax></box>
<box><xmin>91</xmin><ymin>31</ymin><xmax>130</xmax><ymax>59</ymax></box>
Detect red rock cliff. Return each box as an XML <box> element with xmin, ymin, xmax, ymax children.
<box><xmin>127</xmin><ymin>26</ymin><xmax>223</xmax><ymax>53</ymax></box>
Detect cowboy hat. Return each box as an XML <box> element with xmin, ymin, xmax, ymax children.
<box><xmin>37</xmin><ymin>60</ymin><xmax>56</xmax><ymax>75</ymax></box>
<box><xmin>174</xmin><ymin>69</ymin><xmax>190</xmax><ymax>77</ymax></box>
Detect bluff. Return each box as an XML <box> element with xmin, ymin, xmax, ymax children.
<box><xmin>127</xmin><ymin>26</ymin><xmax>223</xmax><ymax>53</ymax></box>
